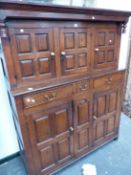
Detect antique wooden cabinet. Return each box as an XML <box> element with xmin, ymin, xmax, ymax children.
<box><xmin>0</xmin><ymin>2</ymin><xmax>131</xmax><ymax>175</ymax></box>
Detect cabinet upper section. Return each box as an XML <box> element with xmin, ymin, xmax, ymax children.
<box><xmin>0</xmin><ymin>2</ymin><xmax>131</xmax><ymax>94</ymax></box>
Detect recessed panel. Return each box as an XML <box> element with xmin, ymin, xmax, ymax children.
<box><xmin>78</xmin><ymin>128</ymin><xmax>89</xmax><ymax>149</ymax></box>
<box><xmin>55</xmin><ymin>109</ymin><xmax>68</xmax><ymax>134</ymax></box>
<box><xmin>40</xmin><ymin>145</ymin><xmax>55</xmax><ymax>168</ymax></box>
<box><xmin>108</xmin><ymin>32</ymin><xmax>115</xmax><ymax>45</ymax></box>
<box><xmin>35</xmin><ymin>33</ymin><xmax>49</xmax><ymax>51</ymax></box>
<box><xmin>107</xmin><ymin>50</ymin><xmax>114</xmax><ymax>62</ymax></box>
<box><xmin>65</xmin><ymin>55</ymin><xmax>75</xmax><ymax>70</ymax></box>
<box><xmin>97</xmin><ymin>95</ymin><xmax>106</xmax><ymax>117</ymax></box>
<box><xmin>64</xmin><ymin>32</ymin><xmax>75</xmax><ymax>49</ymax></box>
<box><xmin>96</xmin><ymin>50</ymin><xmax>105</xmax><ymax>64</ymax></box>
<box><xmin>38</xmin><ymin>57</ymin><xmax>50</xmax><ymax>74</ymax></box>
<box><xmin>95</xmin><ymin>121</ymin><xmax>104</xmax><ymax>140</ymax></box>
<box><xmin>78</xmin><ymin>99</ymin><xmax>89</xmax><ymax>125</ymax></box>
<box><xmin>77</xmin><ymin>53</ymin><xmax>87</xmax><ymax>68</ymax></box>
<box><xmin>97</xmin><ymin>32</ymin><xmax>106</xmax><ymax>46</ymax></box>
<box><xmin>34</xmin><ymin>115</ymin><xmax>51</xmax><ymax>142</ymax></box>
<box><xmin>107</xmin><ymin>116</ymin><xmax>115</xmax><ymax>134</ymax></box>
<box><xmin>58</xmin><ymin>138</ymin><xmax>70</xmax><ymax>160</ymax></box>
<box><xmin>16</xmin><ymin>34</ymin><xmax>31</xmax><ymax>53</ymax></box>
<box><xmin>20</xmin><ymin>59</ymin><xmax>34</xmax><ymax>77</ymax></box>
<box><xmin>78</xmin><ymin>32</ymin><xmax>87</xmax><ymax>48</ymax></box>
<box><xmin>108</xmin><ymin>91</ymin><xmax>117</xmax><ymax>112</ymax></box>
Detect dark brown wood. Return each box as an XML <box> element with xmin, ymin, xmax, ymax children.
<box><xmin>0</xmin><ymin>2</ymin><xmax>130</xmax><ymax>175</ymax></box>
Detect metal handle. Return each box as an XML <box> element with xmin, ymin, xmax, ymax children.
<box><xmin>94</xmin><ymin>48</ymin><xmax>100</xmax><ymax>52</ymax></box>
<box><xmin>69</xmin><ymin>126</ymin><xmax>74</xmax><ymax>133</ymax></box>
<box><xmin>106</xmin><ymin>77</ymin><xmax>112</xmax><ymax>84</ymax></box>
<box><xmin>93</xmin><ymin>115</ymin><xmax>97</xmax><ymax>120</ymax></box>
<box><xmin>44</xmin><ymin>93</ymin><xmax>56</xmax><ymax>102</ymax></box>
<box><xmin>80</xmin><ymin>84</ymin><xmax>88</xmax><ymax>91</ymax></box>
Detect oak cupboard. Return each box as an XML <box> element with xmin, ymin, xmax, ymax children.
<box><xmin>0</xmin><ymin>2</ymin><xmax>130</xmax><ymax>175</ymax></box>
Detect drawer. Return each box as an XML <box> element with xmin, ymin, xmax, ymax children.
<box><xmin>93</xmin><ymin>72</ymin><xmax>124</xmax><ymax>89</ymax></box>
<box><xmin>23</xmin><ymin>84</ymin><xmax>73</xmax><ymax>108</ymax></box>
<box><xmin>76</xmin><ymin>80</ymin><xmax>89</xmax><ymax>93</ymax></box>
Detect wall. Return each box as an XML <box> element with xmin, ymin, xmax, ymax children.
<box><xmin>0</xmin><ymin>39</ymin><xmax>19</xmax><ymax>160</ymax></box>
<box><xmin>0</xmin><ymin>0</ymin><xmax>130</xmax><ymax>159</ymax></box>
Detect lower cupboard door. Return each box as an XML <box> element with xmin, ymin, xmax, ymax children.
<box><xmin>25</xmin><ymin>101</ymin><xmax>74</xmax><ymax>174</ymax></box>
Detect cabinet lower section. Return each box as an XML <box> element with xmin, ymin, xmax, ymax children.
<box><xmin>15</xmin><ymin>70</ymin><xmax>124</xmax><ymax>175</ymax></box>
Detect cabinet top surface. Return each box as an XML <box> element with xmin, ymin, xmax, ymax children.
<box><xmin>0</xmin><ymin>1</ymin><xmax>131</xmax><ymax>22</ymax></box>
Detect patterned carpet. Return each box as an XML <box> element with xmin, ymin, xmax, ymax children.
<box><xmin>0</xmin><ymin>113</ymin><xmax>131</xmax><ymax>175</ymax></box>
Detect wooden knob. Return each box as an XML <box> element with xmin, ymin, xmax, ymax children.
<box><xmin>69</xmin><ymin>126</ymin><xmax>74</xmax><ymax>133</ymax></box>
<box><xmin>93</xmin><ymin>115</ymin><xmax>97</xmax><ymax>120</ymax></box>
<box><xmin>61</xmin><ymin>51</ymin><xmax>66</xmax><ymax>56</ymax></box>
<box><xmin>94</xmin><ymin>48</ymin><xmax>99</xmax><ymax>52</ymax></box>
<box><xmin>51</xmin><ymin>52</ymin><xmax>55</xmax><ymax>56</ymax></box>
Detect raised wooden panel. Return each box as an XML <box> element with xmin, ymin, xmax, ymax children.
<box><xmin>16</xmin><ymin>34</ymin><xmax>32</xmax><ymax>53</ymax></box>
<box><xmin>20</xmin><ymin>59</ymin><xmax>34</xmax><ymax>77</ymax></box>
<box><xmin>65</xmin><ymin>54</ymin><xmax>75</xmax><ymax>70</ymax></box>
<box><xmin>38</xmin><ymin>57</ymin><xmax>50</xmax><ymax>74</ymax></box>
<box><xmin>94</xmin><ymin>121</ymin><xmax>105</xmax><ymax>141</ymax></box>
<box><xmin>35</xmin><ymin>33</ymin><xmax>49</xmax><ymax>51</ymax></box>
<box><xmin>77</xmin><ymin>53</ymin><xmax>87</xmax><ymax>68</ymax></box>
<box><xmin>97</xmin><ymin>32</ymin><xmax>106</xmax><ymax>46</ymax></box>
<box><xmin>97</xmin><ymin>95</ymin><xmax>106</xmax><ymax>117</ymax></box>
<box><xmin>34</xmin><ymin>115</ymin><xmax>51</xmax><ymax>142</ymax></box>
<box><xmin>57</xmin><ymin>138</ymin><xmax>70</xmax><ymax>160</ymax></box>
<box><xmin>108</xmin><ymin>32</ymin><xmax>115</xmax><ymax>45</ymax></box>
<box><xmin>55</xmin><ymin>109</ymin><xmax>69</xmax><ymax>134</ymax></box>
<box><xmin>95</xmin><ymin>50</ymin><xmax>105</xmax><ymax>64</ymax></box>
<box><xmin>77</xmin><ymin>99</ymin><xmax>89</xmax><ymax>125</ymax></box>
<box><xmin>78</xmin><ymin>32</ymin><xmax>87</xmax><ymax>48</ymax></box>
<box><xmin>107</xmin><ymin>50</ymin><xmax>114</xmax><ymax>62</ymax></box>
<box><xmin>107</xmin><ymin>116</ymin><xmax>116</xmax><ymax>134</ymax></box>
<box><xmin>40</xmin><ymin>145</ymin><xmax>55</xmax><ymax>169</ymax></box>
<box><xmin>64</xmin><ymin>32</ymin><xmax>75</xmax><ymax>49</ymax></box>
<box><xmin>108</xmin><ymin>91</ymin><xmax>117</xmax><ymax>113</ymax></box>
<box><xmin>78</xmin><ymin>128</ymin><xmax>89</xmax><ymax>149</ymax></box>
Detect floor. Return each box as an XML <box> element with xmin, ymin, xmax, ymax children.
<box><xmin>0</xmin><ymin>113</ymin><xmax>131</xmax><ymax>175</ymax></box>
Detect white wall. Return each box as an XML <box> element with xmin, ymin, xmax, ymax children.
<box><xmin>0</xmin><ymin>0</ymin><xmax>130</xmax><ymax>159</ymax></box>
<box><xmin>0</xmin><ymin>39</ymin><xmax>19</xmax><ymax>160</ymax></box>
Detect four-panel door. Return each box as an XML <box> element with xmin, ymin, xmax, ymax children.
<box><xmin>7</xmin><ymin>22</ymin><xmax>119</xmax><ymax>88</ymax></box>
<box><xmin>93</xmin><ymin>25</ymin><xmax>119</xmax><ymax>72</ymax></box>
<box><xmin>25</xmin><ymin>100</ymin><xmax>74</xmax><ymax>174</ymax></box>
<box><xmin>93</xmin><ymin>87</ymin><xmax>121</xmax><ymax>146</ymax></box>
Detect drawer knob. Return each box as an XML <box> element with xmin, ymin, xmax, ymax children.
<box><xmin>106</xmin><ymin>77</ymin><xmax>112</xmax><ymax>84</ymax></box>
<box><xmin>69</xmin><ymin>126</ymin><xmax>74</xmax><ymax>133</ymax></box>
<box><xmin>93</xmin><ymin>115</ymin><xmax>97</xmax><ymax>120</ymax></box>
<box><xmin>44</xmin><ymin>93</ymin><xmax>56</xmax><ymax>102</ymax></box>
<box><xmin>80</xmin><ymin>84</ymin><xmax>88</xmax><ymax>91</ymax></box>
<box><xmin>25</xmin><ymin>98</ymin><xmax>36</xmax><ymax>104</ymax></box>
<box><xmin>94</xmin><ymin>48</ymin><xmax>99</xmax><ymax>52</ymax></box>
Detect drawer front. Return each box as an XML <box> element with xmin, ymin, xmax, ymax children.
<box><xmin>75</xmin><ymin>80</ymin><xmax>89</xmax><ymax>93</ymax></box>
<box><xmin>23</xmin><ymin>84</ymin><xmax>73</xmax><ymax>108</ymax></box>
<box><xmin>93</xmin><ymin>72</ymin><xmax>124</xmax><ymax>89</ymax></box>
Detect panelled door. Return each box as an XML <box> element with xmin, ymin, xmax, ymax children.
<box><xmin>74</xmin><ymin>93</ymin><xmax>92</xmax><ymax>156</ymax></box>
<box><xmin>93</xmin><ymin>87</ymin><xmax>121</xmax><ymax>146</ymax></box>
<box><xmin>93</xmin><ymin>24</ymin><xmax>119</xmax><ymax>71</ymax></box>
<box><xmin>25</xmin><ymin>101</ymin><xmax>74</xmax><ymax>174</ymax></box>
<box><xmin>9</xmin><ymin>25</ymin><xmax>56</xmax><ymax>85</ymax></box>
<box><xmin>60</xmin><ymin>26</ymin><xmax>90</xmax><ymax>76</ymax></box>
